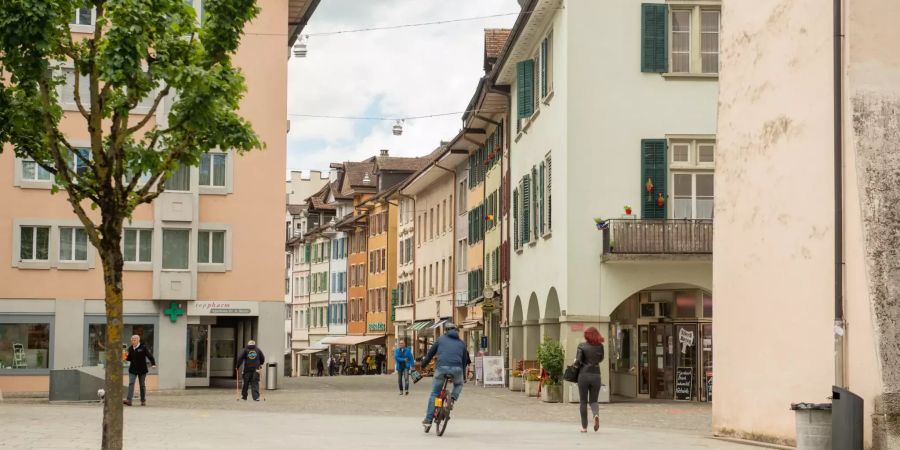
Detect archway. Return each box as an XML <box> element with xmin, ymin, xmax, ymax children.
<box><xmin>523</xmin><ymin>293</ymin><xmax>541</xmax><ymax>360</ymax></box>
<box><xmin>510</xmin><ymin>296</ymin><xmax>524</xmax><ymax>366</ymax></box>
<box><xmin>541</xmin><ymin>287</ymin><xmax>561</xmax><ymax>342</ymax></box>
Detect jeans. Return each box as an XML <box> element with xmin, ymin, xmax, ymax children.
<box><xmin>424</xmin><ymin>366</ymin><xmax>464</xmax><ymax>422</ymax></box>
<box><xmin>577</xmin><ymin>370</ymin><xmax>601</xmax><ymax>429</ymax></box>
<box><xmin>242</xmin><ymin>370</ymin><xmax>260</xmax><ymax>400</ymax></box>
<box><xmin>127</xmin><ymin>372</ymin><xmax>147</xmax><ymax>402</ymax></box>
<box><xmin>397</xmin><ymin>367</ymin><xmax>410</xmax><ymax>392</ymax></box>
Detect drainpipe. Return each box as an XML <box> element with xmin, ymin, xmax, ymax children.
<box><xmin>833</xmin><ymin>0</ymin><xmax>846</xmax><ymax>389</ymax></box>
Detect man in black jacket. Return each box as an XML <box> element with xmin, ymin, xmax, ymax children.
<box><xmin>235</xmin><ymin>340</ymin><xmax>265</xmax><ymax>401</ymax></box>
<box><xmin>124</xmin><ymin>334</ymin><xmax>156</xmax><ymax>406</ymax></box>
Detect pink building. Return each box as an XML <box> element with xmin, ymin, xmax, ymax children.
<box><xmin>0</xmin><ymin>0</ymin><xmax>319</xmax><ymax>392</ymax></box>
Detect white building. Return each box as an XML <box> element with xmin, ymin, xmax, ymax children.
<box><xmin>500</xmin><ymin>0</ymin><xmax>718</xmax><ymax>402</ymax></box>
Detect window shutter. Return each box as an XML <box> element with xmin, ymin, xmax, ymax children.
<box><xmin>546</xmin><ymin>156</ymin><xmax>552</xmax><ymax>231</ymax></box>
<box><xmin>494</xmin><ymin>249</ymin><xmax>499</xmax><ymax>283</ymax></box>
<box><xmin>539</xmin><ymin>163</ymin><xmax>545</xmax><ymax>235</ymax></box>
<box><xmin>517</xmin><ymin>59</ymin><xmax>535</xmax><ymax>120</ymax></box>
<box><xmin>540</xmin><ymin>38</ymin><xmax>548</xmax><ymax>98</ymax></box>
<box><xmin>641</xmin><ymin>139</ymin><xmax>668</xmax><ymax>218</ymax></box>
<box><xmin>522</xmin><ymin>176</ymin><xmax>531</xmax><ymax>243</ymax></box>
<box><xmin>641</xmin><ymin>4</ymin><xmax>668</xmax><ymax>73</ymax></box>
<box><xmin>513</xmin><ymin>188</ymin><xmax>520</xmax><ymax>249</ymax></box>
<box><xmin>305</xmin><ymin>244</ymin><xmax>310</xmax><ymax>262</ymax></box>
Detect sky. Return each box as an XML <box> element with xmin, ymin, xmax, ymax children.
<box><xmin>285</xmin><ymin>0</ymin><xmax>521</xmax><ymax>177</ymax></box>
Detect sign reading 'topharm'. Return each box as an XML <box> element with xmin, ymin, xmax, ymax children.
<box><xmin>188</xmin><ymin>301</ymin><xmax>258</xmax><ymax>316</ymax></box>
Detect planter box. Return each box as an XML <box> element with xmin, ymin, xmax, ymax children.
<box><xmin>525</xmin><ymin>380</ymin><xmax>540</xmax><ymax>397</ymax></box>
<box><xmin>541</xmin><ymin>384</ymin><xmax>563</xmax><ymax>403</ymax></box>
<box><xmin>509</xmin><ymin>376</ymin><xmax>524</xmax><ymax>392</ymax></box>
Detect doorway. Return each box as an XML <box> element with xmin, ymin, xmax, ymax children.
<box><xmin>649</xmin><ymin>323</ymin><xmax>674</xmax><ymax>399</ymax></box>
<box><xmin>186</xmin><ymin>324</ymin><xmax>210</xmax><ymax>387</ymax></box>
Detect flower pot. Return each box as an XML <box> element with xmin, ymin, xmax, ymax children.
<box><xmin>541</xmin><ymin>384</ymin><xmax>563</xmax><ymax>403</ymax></box>
<box><xmin>595</xmin><ymin>222</ymin><xmax>608</xmax><ymax>230</ymax></box>
<box><xmin>625</xmin><ymin>208</ymin><xmax>632</xmax><ymax>215</ymax></box>
<box><xmin>525</xmin><ymin>380</ymin><xmax>541</xmax><ymax>397</ymax></box>
<box><xmin>509</xmin><ymin>376</ymin><xmax>524</xmax><ymax>392</ymax></box>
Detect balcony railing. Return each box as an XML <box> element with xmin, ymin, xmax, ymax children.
<box><xmin>601</xmin><ymin>219</ymin><xmax>713</xmax><ymax>254</ymax></box>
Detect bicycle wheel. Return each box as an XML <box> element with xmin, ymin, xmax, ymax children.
<box><xmin>436</xmin><ymin>400</ymin><xmax>451</xmax><ymax>436</ymax></box>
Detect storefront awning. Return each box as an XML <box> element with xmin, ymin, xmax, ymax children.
<box><xmin>462</xmin><ymin>320</ymin><xmax>483</xmax><ymax>330</ymax></box>
<box><xmin>299</xmin><ymin>347</ymin><xmax>327</xmax><ymax>355</ymax></box>
<box><xmin>407</xmin><ymin>320</ymin><xmax>433</xmax><ymax>331</ymax></box>
<box><xmin>430</xmin><ymin>319</ymin><xmax>449</xmax><ymax>329</ymax></box>
<box><xmin>320</xmin><ymin>335</ymin><xmax>384</xmax><ymax>346</ymax></box>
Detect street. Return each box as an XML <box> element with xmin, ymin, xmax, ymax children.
<box><xmin>0</xmin><ymin>375</ymin><xmax>751</xmax><ymax>449</ymax></box>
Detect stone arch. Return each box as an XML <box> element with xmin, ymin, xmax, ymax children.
<box><xmin>600</xmin><ymin>263</ymin><xmax>712</xmax><ymax>317</ymax></box>
<box><xmin>510</xmin><ymin>296</ymin><xmax>524</xmax><ymax>364</ymax></box>
<box><xmin>512</xmin><ymin>296</ymin><xmax>523</xmax><ymax>324</ymax></box>
<box><xmin>526</xmin><ymin>293</ymin><xmax>540</xmax><ymax>321</ymax></box>
<box><xmin>524</xmin><ymin>293</ymin><xmax>541</xmax><ymax>359</ymax></box>
<box><xmin>541</xmin><ymin>287</ymin><xmax>561</xmax><ymax>342</ymax></box>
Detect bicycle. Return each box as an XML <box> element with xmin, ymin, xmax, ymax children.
<box><xmin>424</xmin><ymin>373</ymin><xmax>454</xmax><ymax>436</ymax></box>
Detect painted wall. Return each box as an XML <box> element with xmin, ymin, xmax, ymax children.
<box><xmin>412</xmin><ymin>173</ymin><xmax>455</xmax><ymax>323</ymax></box>
<box><xmin>713</xmin><ymin>0</ymin><xmax>884</xmax><ymax>446</ymax></box>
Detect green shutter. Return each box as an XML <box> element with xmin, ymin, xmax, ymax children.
<box><xmin>517</xmin><ymin>59</ymin><xmax>535</xmax><ymax>119</ymax></box>
<box><xmin>513</xmin><ymin>188</ymin><xmax>519</xmax><ymax>249</ymax></box>
<box><xmin>539</xmin><ymin>163</ymin><xmax>545</xmax><ymax>235</ymax></box>
<box><xmin>641</xmin><ymin>139</ymin><xmax>668</xmax><ymax>219</ymax></box>
<box><xmin>540</xmin><ymin>38</ymin><xmax>548</xmax><ymax>98</ymax></box>
<box><xmin>305</xmin><ymin>244</ymin><xmax>310</xmax><ymax>262</ymax></box>
<box><xmin>641</xmin><ymin>4</ymin><xmax>668</xmax><ymax>73</ymax></box>
<box><xmin>522</xmin><ymin>176</ymin><xmax>531</xmax><ymax>242</ymax></box>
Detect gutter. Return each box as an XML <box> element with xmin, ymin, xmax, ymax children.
<box><xmin>833</xmin><ymin>0</ymin><xmax>846</xmax><ymax>388</ymax></box>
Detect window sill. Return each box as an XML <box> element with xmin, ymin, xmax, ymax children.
<box><xmin>542</xmin><ymin>232</ymin><xmax>552</xmax><ymax>240</ymax></box>
<box><xmin>199</xmin><ymin>186</ymin><xmax>231</xmax><ymax>195</ymax></box>
<box><xmin>515</xmin><ymin>248</ymin><xmax>524</xmax><ymax>255</ymax></box>
<box><xmin>15</xmin><ymin>181</ymin><xmax>53</xmax><ymax>190</ymax></box>
<box><xmin>528</xmin><ymin>241</ymin><xmax>537</xmax><ymax>247</ymax></box>
<box><xmin>57</xmin><ymin>261</ymin><xmax>93</xmax><ymax>271</ymax></box>
<box><xmin>124</xmin><ymin>262</ymin><xmax>153</xmax><ymax>272</ymax></box>
<box><xmin>14</xmin><ymin>261</ymin><xmax>51</xmax><ymax>270</ymax></box>
<box><xmin>69</xmin><ymin>24</ymin><xmax>96</xmax><ymax>34</ymax></box>
<box><xmin>514</xmin><ymin>109</ymin><xmax>541</xmax><ymax>143</ymax></box>
<box><xmin>661</xmin><ymin>72</ymin><xmax>718</xmax><ymax>80</ymax></box>
<box><xmin>541</xmin><ymin>90</ymin><xmax>555</xmax><ymax>105</ymax></box>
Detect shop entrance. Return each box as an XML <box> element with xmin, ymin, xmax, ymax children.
<box><xmin>185</xmin><ymin>316</ymin><xmax>257</xmax><ymax>387</ymax></box>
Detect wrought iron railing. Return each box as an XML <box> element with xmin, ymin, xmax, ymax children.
<box><xmin>601</xmin><ymin>219</ymin><xmax>713</xmax><ymax>254</ymax></box>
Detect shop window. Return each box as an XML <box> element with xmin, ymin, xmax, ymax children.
<box><xmin>0</xmin><ymin>323</ymin><xmax>50</xmax><ymax>370</ymax></box>
<box><xmin>86</xmin><ymin>322</ymin><xmax>155</xmax><ymax>368</ymax></box>
<box><xmin>675</xmin><ymin>292</ymin><xmax>697</xmax><ymax>318</ymax></box>
<box><xmin>703</xmin><ymin>292</ymin><xmax>713</xmax><ymax>318</ymax></box>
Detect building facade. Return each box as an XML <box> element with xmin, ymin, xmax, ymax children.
<box><xmin>714</xmin><ymin>0</ymin><xmax>899</xmax><ymax>447</ymax></box>
<box><xmin>499</xmin><ymin>0</ymin><xmax>718</xmax><ymax>403</ymax></box>
<box><xmin>0</xmin><ymin>0</ymin><xmax>319</xmax><ymax>391</ymax></box>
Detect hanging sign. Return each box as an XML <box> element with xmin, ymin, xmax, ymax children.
<box><xmin>678</xmin><ymin>328</ymin><xmax>695</xmax><ymax>353</ymax></box>
<box><xmin>675</xmin><ymin>367</ymin><xmax>693</xmax><ymax>401</ymax></box>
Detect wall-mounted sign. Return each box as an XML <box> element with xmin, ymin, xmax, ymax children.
<box><xmin>188</xmin><ymin>301</ymin><xmax>258</xmax><ymax>316</ymax></box>
<box><xmin>368</xmin><ymin>322</ymin><xmax>385</xmax><ymax>332</ymax></box>
<box><xmin>678</xmin><ymin>329</ymin><xmax>695</xmax><ymax>353</ymax></box>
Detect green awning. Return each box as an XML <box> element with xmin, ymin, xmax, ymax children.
<box><xmin>407</xmin><ymin>320</ymin><xmax>433</xmax><ymax>331</ymax></box>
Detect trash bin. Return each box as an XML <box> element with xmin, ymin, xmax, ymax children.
<box><xmin>832</xmin><ymin>386</ymin><xmax>863</xmax><ymax>450</ymax></box>
<box><xmin>791</xmin><ymin>402</ymin><xmax>832</xmax><ymax>450</ymax></box>
<box><xmin>265</xmin><ymin>362</ymin><xmax>277</xmax><ymax>390</ymax></box>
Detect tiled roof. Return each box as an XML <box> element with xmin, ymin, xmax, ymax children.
<box><xmin>485</xmin><ymin>29</ymin><xmax>511</xmax><ymax>60</ymax></box>
<box><xmin>307</xmin><ymin>184</ymin><xmax>336</xmax><ymax>211</ymax></box>
<box><xmin>286</xmin><ymin>204</ymin><xmax>305</xmax><ymax>215</ymax></box>
<box><xmin>375</xmin><ymin>156</ymin><xmax>432</xmax><ymax>172</ymax></box>
<box><xmin>340</xmin><ymin>159</ymin><xmax>377</xmax><ymax>196</ymax></box>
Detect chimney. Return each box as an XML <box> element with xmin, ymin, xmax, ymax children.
<box><xmin>380</xmin><ymin>149</ymin><xmax>389</xmax><ymax>157</ymax></box>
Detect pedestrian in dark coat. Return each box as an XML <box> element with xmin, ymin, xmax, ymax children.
<box><xmin>235</xmin><ymin>340</ymin><xmax>266</xmax><ymax>401</ymax></box>
<box><xmin>124</xmin><ymin>335</ymin><xmax>156</xmax><ymax>406</ymax></box>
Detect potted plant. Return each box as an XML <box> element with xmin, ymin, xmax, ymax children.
<box><xmin>536</xmin><ymin>337</ymin><xmax>565</xmax><ymax>403</ymax></box>
<box><xmin>593</xmin><ymin>217</ymin><xmax>609</xmax><ymax>230</ymax></box>
<box><xmin>524</xmin><ymin>369</ymin><xmax>541</xmax><ymax>397</ymax></box>
<box><xmin>509</xmin><ymin>369</ymin><xmax>524</xmax><ymax>391</ymax></box>
<box><xmin>624</xmin><ymin>205</ymin><xmax>633</xmax><ymax>216</ymax></box>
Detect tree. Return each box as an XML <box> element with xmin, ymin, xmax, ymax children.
<box><xmin>0</xmin><ymin>0</ymin><xmax>261</xmax><ymax>448</ymax></box>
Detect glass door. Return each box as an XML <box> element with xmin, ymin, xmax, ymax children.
<box><xmin>701</xmin><ymin>323</ymin><xmax>713</xmax><ymax>402</ymax></box>
<box><xmin>186</xmin><ymin>324</ymin><xmax>210</xmax><ymax>387</ymax></box>
<box><xmin>649</xmin><ymin>324</ymin><xmax>674</xmax><ymax>399</ymax></box>
<box><xmin>638</xmin><ymin>325</ymin><xmax>649</xmax><ymax>395</ymax></box>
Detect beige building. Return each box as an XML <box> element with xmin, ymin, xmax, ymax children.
<box><xmin>714</xmin><ymin>0</ymin><xmax>899</xmax><ymax>448</ymax></box>
<box><xmin>0</xmin><ymin>0</ymin><xmax>319</xmax><ymax>391</ymax></box>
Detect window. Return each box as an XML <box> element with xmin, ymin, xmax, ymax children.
<box><xmin>670</xmin><ymin>10</ymin><xmax>692</xmax><ymax>73</ymax></box>
<box><xmin>124</xmin><ymin>229</ymin><xmax>152</xmax><ymax>263</ymax></box>
<box><xmin>673</xmin><ymin>173</ymin><xmax>714</xmax><ymax>219</ymax></box>
<box><xmin>199</xmin><ymin>153</ymin><xmax>226</xmax><ymax>187</ymax></box>
<box><xmin>429</xmin><ymin>208</ymin><xmax>434</xmax><ymax>240</ymax></box>
<box><xmin>540</xmin><ymin>31</ymin><xmax>553</xmax><ymax>98</ymax></box>
<box><xmin>87</xmin><ymin>323</ymin><xmax>154</xmax><ymax>367</ymax></box>
<box><xmin>71</xmin><ymin>6</ymin><xmax>95</xmax><ymax>26</ymax></box>
<box><xmin>442</xmin><ymin>200</ymin><xmax>447</xmax><ymax>233</ymax></box>
<box><xmin>0</xmin><ymin>322</ymin><xmax>50</xmax><ymax>370</ymax></box>
<box><xmin>162</xmin><ymin>229</ymin><xmax>189</xmax><ymax>270</ymax></box>
<box><xmin>458</xmin><ymin>180</ymin><xmax>467</xmax><ymax>213</ymax></box>
<box><xmin>516</xmin><ymin>59</ymin><xmax>535</xmax><ymax>129</ymax></box>
<box><xmin>698</xmin><ymin>143</ymin><xmax>715</xmax><ymax>164</ymax></box>
<box><xmin>20</xmin><ymin>226</ymin><xmax>50</xmax><ymax>261</ymax></box>
<box><xmin>60</xmin><ymin>69</ymin><xmax>90</xmax><ymax>107</ymax></box>
<box><xmin>59</xmin><ymin>227</ymin><xmax>88</xmax><ymax>262</ymax></box>
<box><xmin>165</xmin><ymin>165</ymin><xmax>191</xmax><ymax>191</ymax></box>
<box><xmin>21</xmin><ymin>159</ymin><xmax>53</xmax><ymax>182</ymax></box>
<box><xmin>700</xmin><ymin>11</ymin><xmax>720</xmax><ymax>74</ymax></box>
<box><xmin>198</xmin><ymin>230</ymin><xmax>225</xmax><ymax>264</ymax></box>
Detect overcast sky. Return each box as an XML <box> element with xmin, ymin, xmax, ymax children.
<box><xmin>285</xmin><ymin>0</ymin><xmax>520</xmax><ymax>177</ymax></box>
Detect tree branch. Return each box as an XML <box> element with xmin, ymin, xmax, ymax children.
<box><xmin>125</xmin><ymin>85</ymin><xmax>170</xmax><ymax>135</ymax></box>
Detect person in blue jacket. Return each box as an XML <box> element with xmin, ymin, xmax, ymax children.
<box><xmin>394</xmin><ymin>340</ymin><xmax>414</xmax><ymax>395</ymax></box>
<box><xmin>417</xmin><ymin>323</ymin><xmax>471</xmax><ymax>428</ymax></box>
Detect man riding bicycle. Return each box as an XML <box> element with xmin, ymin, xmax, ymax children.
<box><xmin>416</xmin><ymin>323</ymin><xmax>471</xmax><ymax>429</ymax></box>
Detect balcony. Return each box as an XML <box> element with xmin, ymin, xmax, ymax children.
<box><xmin>601</xmin><ymin>219</ymin><xmax>712</xmax><ymax>256</ymax></box>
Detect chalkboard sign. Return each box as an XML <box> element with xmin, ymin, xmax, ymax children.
<box><xmin>675</xmin><ymin>367</ymin><xmax>693</xmax><ymax>401</ymax></box>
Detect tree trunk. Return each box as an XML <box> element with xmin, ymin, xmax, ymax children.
<box><xmin>99</xmin><ymin>220</ymin><xmax>125</xmax><ymax>450</ymax></box>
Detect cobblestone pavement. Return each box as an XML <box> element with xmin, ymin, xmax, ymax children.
<box><xmin>0</xmin><ymin>375</ymin><xmax>748</xmax><ymax>449</ymax></box>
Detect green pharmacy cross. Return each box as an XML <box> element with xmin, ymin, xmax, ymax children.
<box><xmin>164</xmin><ymin>302</ymin><xmax>185</xmax><ymax>323</ymax></box>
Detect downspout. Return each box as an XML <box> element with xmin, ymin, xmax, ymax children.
<box><xmin>833</xmin><ymin>0</ymin><xmax>846</xmax><ymax>389</ymax></box>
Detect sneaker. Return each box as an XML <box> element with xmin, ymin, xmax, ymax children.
<box><xmin>241</xmin><ymin>397</ymin><xmax>247</xmax><ymax>401</ymax></box>
<box><xmin>141</xmin><ymin>401</ymin><xmax>146</xmax><ymax>406</ymax></box>
<box><xmin>253</xmin><ymin>398</ymin><xmax>260</xmax><ymax>402</ymax></box>
<box><xmin>123</xmin><ymin>400</ymin><xmax>132</xmax><ymax>406</ymax></box>
<box><xmin>399</xmin><ymin>392</ymin><xmax>404</xmax><ymax>396</ymax></box>
<box><xmin>405</xmin><ymin>391</ymin><xmax>409</xmax><ymax>396</ymax></box>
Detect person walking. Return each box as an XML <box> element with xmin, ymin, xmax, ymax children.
<box><xmin>365</xmin><ymin>353</ymin><xmax>376</xmax><ymax>374</ymax></box>
<box><xmin>123</xmin><ymin>335</ymin><xmax>156</xmax><ymax>406</ymax></box>
<box><xmin>235</xmin><ymin>340</ymin><xmax>266</xmax><ymax>401</ymax></box>
<box><xmin>328</xmin><ymin>355</ymin><xmax>336</xmax><ymax>376</ymax></box>
<box><xmin>375</xmin><ymin>351</ymin><xmax>386</xmax><ymax>375</ymax></box>
<box><xmin>393</xmin><ymin>340</ymin><xmax>414</xmax><ymax>395</ymax></box>
<box><xmin>316</xmin><ymin>357</ymin><xmax>324</xmax><ymax>377</ymax></box>
<box><xmin>575</xmin><ymin>327</ymin><xmax>605</xmax><ymax>433</ymax></box>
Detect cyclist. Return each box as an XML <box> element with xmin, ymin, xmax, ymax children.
<box><xmin>417</xmin><ymin>323</ymin><xmax>471</xmax><ymax>429</ymax></box>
